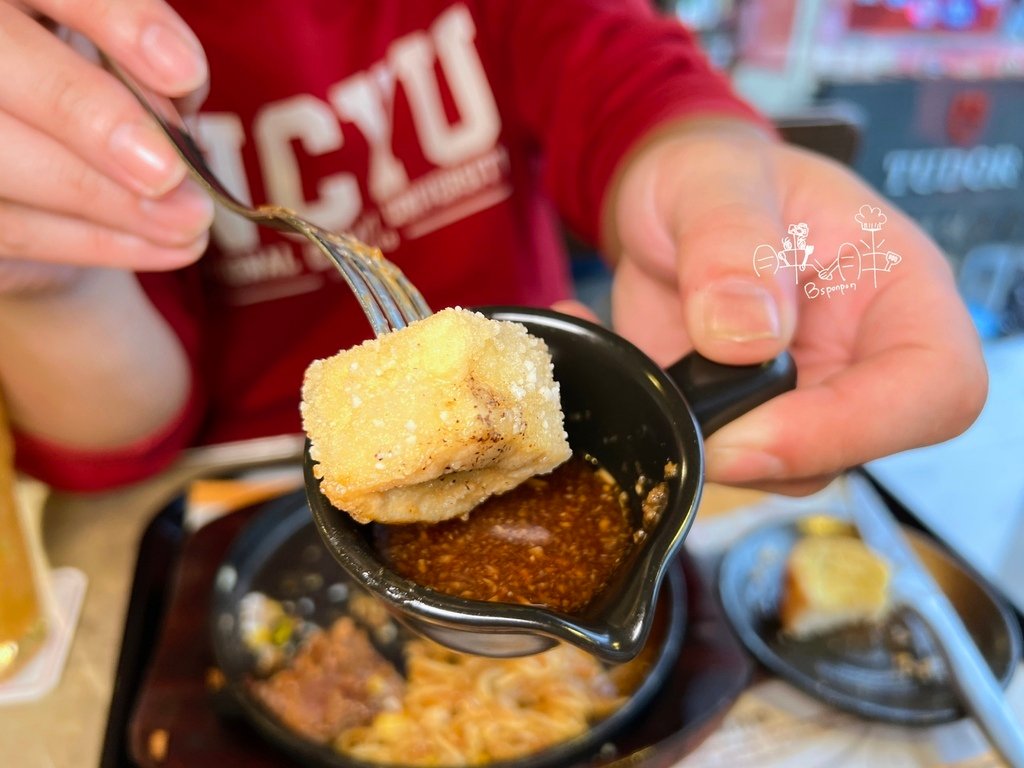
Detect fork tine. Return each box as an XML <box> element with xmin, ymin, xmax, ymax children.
<box><xmin>307</xmin><ymin>234</ymin><xmax>391</xmax><ymax>337</ymax></box>
<box><xmin>318</xmin><ymin>233</ymin><xmax>430</xmax><ymax>334</ymax></box>
<box><xmin>272</xmin><ymin>211</ymin><xmax>431</xmax><ymax>336</ymax></box>
<box><xmin>346</xmin><ymin>249</ymin><xmax>409</xmax><ymax>331</ymax></box>
<box><xmin>385</xmin><ymin>263</ymin><xmax>432</xmax><ymax>320</ymax></box>
<box><xmin>327</xmin><ymin>232</ymin><xmax>432</xmax><ymax>331</ymax></box>
<box><xmin>320</xmin><ymin>233</ymin><xmax>410</xmax><ymax>331</ymax></box>
<box><xmin>350</xmin><ymin>251</ymin><xmax>427</xmax><ymax>328</ymax></box>
<box><xmin>276</xmin><ymin>212</ymin><xmax>395</xmax><ymax>336</ymax></box>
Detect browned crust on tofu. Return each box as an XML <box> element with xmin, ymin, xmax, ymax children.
<box><xmin>301</xmin><ymin>308</ymin><xmax>572</xmax><ymax>524</ymax></box>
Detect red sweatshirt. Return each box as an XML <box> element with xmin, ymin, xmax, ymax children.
<box><xmin>16</xmin><ymin>0</ymin><xmax>761</xmax><ymax>490</ymax></box>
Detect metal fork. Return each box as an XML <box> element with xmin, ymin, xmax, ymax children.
<box><xmin>102</xmin><ymin>54</ymin><xmax>431</xmax><ymax>337</ymax></box>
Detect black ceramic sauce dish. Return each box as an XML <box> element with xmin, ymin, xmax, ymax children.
<box><xmin>306</xmin><ymin>307</ymin><xmax>796</xmax><ymax>663</ymax></box>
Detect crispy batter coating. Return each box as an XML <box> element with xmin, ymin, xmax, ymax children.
<box><xmin>301</xmin><ymin>308</ymin><xmax>571</xmax><ymax>523</ymax></box>
<box><xmin>780</xmin><ymin>534</ymin><xmax>891</xmax><ymax>638</ymax></box>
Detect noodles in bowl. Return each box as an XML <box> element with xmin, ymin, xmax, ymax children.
<box><xmin>242</xmin><ymin>597</ymin><xmax>664</xmax><ymax>766</ymax></box>
<box><xmin>341</xmin><ymin>640</ymin><xmax>621</xmax><ymax>764</ymax></box>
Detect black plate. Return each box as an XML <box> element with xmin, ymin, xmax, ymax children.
<box><xmin>209</xmin><ymin>491</ymin><xmax>687</xmax><ymax>768</ymax></box>
<box><xmin>718</xmin><ymin>519</ymin><xmax>1022</xmax><ymax>725</ymax></box>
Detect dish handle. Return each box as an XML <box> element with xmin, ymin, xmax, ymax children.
<box><xmin>666</xmin><ymin>352</ymin><xmax>797</xmax><ymax>435</ymax></box>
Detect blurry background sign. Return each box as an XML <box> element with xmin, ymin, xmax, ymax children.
<box><xmin>821</xmin><ymin>78</ymin><xmax>1024</xmax><ymax>264</ymax></box>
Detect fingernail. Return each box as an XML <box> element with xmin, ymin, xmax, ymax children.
<box><xmin>702</xmin><ymin>278</ymin><xmax>781</xmax><ymax>342</ymax></box>
<box><xmin>111</xmin><ymin>228</ymin><xmax>210</xmax><ymax>267</ymax></box>
<box><xmin>139</xmin><ymin>180</ymin><xmax>215</xmax><ymax>240</ymax></box>
<box><xmin>140</xmin><ymin>22</ymin><xmax>208</xmax><ymax>91</ymax></box>
<box><xmin>111</xmin><ymin>231</ymin><xmax>148</xmax><ymax>252</ymax></box>
<box><xmin>109</xmin><ymin>120</ymin><xmax>186</xmax><ymax>196</ymax></box>
<box><xmin>706</xmin><ymin>447</ymin><xmax>785</xmax><ymax>483</ymax></box>
<box><xmin>139</xmin><ymin>180</ymin><xmax>215</xmax><ymax>229</ymax></box>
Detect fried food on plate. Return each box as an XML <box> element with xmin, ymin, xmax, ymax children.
<box><xmin>301</xmin><ymin>308</ymin><xmax>571</xmax><ymax>524</ymax></box>
<box><xmin>780</xmin><ymin>533</ymin><xmax>891</xmax><ymax>638</ymax></box>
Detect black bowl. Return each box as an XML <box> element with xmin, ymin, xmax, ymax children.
<box><xmin>210</xmin><ymin>491</ymin><xmax>688</xmax><ymax>768</ymax></box>
<box><xmin>307</xmin><ymin>307</ymin><xmax>795</xmax><ymax>662</ymax></box>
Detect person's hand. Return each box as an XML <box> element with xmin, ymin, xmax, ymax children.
<box><xmin>0</xmin><ymin>0</ymin><xmax>213</xmax><ymax>294</ymax></box>
<box><xmin>605</xmin><ymin>118</ymin><xmax>987</xmax><ymax>494</ymax></box>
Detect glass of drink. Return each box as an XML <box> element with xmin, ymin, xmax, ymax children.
<box><xmin>0</xmin><ymin>397</ymin><xmax>47</xmax><ymax>682</ymax></box>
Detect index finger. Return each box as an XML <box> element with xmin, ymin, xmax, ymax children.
<box><xmin>25</xmin><ymin>0</ymin><xmax>207</xmax><ymax>97</ymax></box>
<box><xmin>0</xmin><ymin>6</ymin><xmax>190</xmax><ymax>195</ymax></box>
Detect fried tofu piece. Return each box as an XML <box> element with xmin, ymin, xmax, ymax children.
<box><xmin>301</xmin><ymin>308</ymin><xmax>572</xmax><ymax>524</ymax></box>
<box><xmin>780</xmin><ymin>534</ymin><xmax>891</xmax><ymax>638</ymax></box>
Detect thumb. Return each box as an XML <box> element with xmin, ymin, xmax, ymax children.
<box><xmin>675</xmin><ymin>200</ymin><xmax>798</xmax><ymax>366</ymax></box>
